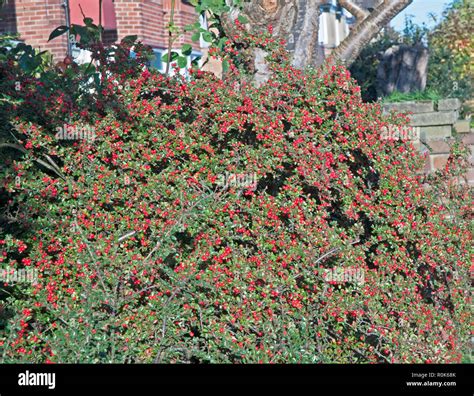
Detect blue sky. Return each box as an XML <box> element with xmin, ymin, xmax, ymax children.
<box><xmin>390</xmin><ymin>0</ymin><xmax>452</xmax><ymax>31</ymax></box>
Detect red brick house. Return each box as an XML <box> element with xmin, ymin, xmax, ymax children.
<box><xmin>0</xmin><ymin>0</ymin><xmax>200</xmax><ymax>69</ymax></box>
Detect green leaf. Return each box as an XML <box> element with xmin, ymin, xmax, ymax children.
<box><xmin>162</xmin><ymin>51</ymin><xmax>179</xmax><ymax>63</ymax></box>
<box><xmin>121</xmin><ymin>35</ymin><xmax>138</xmax><ymax>45</ymax></box>
<box><xmin>83</xmin><ymin>17</ymin><xmax>94</xmax><ymax>27</ymax></box>
<box><xmin>48</xmin><ymin>26</ymin><xmax>69</xmax><ymax>42</ymax></box>
<box><xmin>217</xmin><ymin>37</ymin><xmax>227</xmax><ymax>50</ymax></box>
<box><xmin>71</xmin><ymin>25</ymin><xmax>89</xmax><ymax>43</ymax></box>
<box><xmin>237</xmin><ymin>15</ymin><xmax>249</xmax><ymax>24</ymax></box>
<box><xmin>177</xmin><ymin>56</ymin><xmax>188</xmax><ymax>69</ymax></box>
<box><xmin>93</xmin><ymin>72</ymin><xmax>101</xmax><ymax>89</ymax></box>
<box><xmin>191</xmin><ymin>56</ymin><xmax>202</xmax><ymax>67</ymax></box>
<box><xmin>181</xmin><ymin>44</ymin><xmax>193</xmax><ymax>56</ymax></box>
<box><xmin>202</xmin><ymin>31</ymin><xmax>213</xmax><ymax>43</ymax></box>
<box><xmin>222</xmin><ymin>59</ymin><xmax>230</xmax><ymax>72</ymax></box>
<box><xmin>191</xmin><ymin>32</ymin><xmax>201</xmax><ymax>42</ymax></box>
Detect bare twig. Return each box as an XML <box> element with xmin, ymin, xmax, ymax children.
<box><xmin>165</xmin><ymin>0</ymin><xmax>176</xmax><ymax>76</ymax></box>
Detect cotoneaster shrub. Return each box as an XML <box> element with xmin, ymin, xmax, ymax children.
<box><xmin>0</xmin><ymin>24</ymin><xmax>471</xmax><ymax>363</ymax></box>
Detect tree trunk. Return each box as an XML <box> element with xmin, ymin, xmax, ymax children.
<box><xmin>221</xmin><ymin>0</ymin><xmax>413</xmax><ymax>81</ymax></box>
<box><xmin>223</xmin><ymin>0</ymin><xmax>326</xmax><ymax>70</ymax></box>
<box><xmin>329</xmin><ymin>0</ymin><xmax>413</xmax><ymax>65</ymax></box>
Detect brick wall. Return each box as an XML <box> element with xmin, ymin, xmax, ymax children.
<box><xmin>383</xmin><ymin>99</ymin><xmax>474</xmax><ymax>187</ymax></box>
<box><xmin>114</xmin><ymin>0</ymin><xmax>145</xmax><ymax>44</ymax></box>
<box><xmin>0</xmin><ymin>0</ymin><xmax>68</xmax><ymax>60</ymax></box>
<box><xmin>170</xmin><ymin>0</ymin><xmax>197</xmax><ymax>47</ymax></box>
<box><xmin>1</xmin><ymin>0</ymin><xmax>198</xmax><ymax>60</ymax></box>
<box><xmin>141</xmin><ymin>0</ymin><xmax>167</xmax><ymax>48</ymax></box>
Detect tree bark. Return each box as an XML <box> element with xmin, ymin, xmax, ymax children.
<box><xmin>338</xmin><ymin>0</ymin><xmax>369</xmax><ymax>21</ymax></box>
<box><xmin>221</xmin><ymin>0</ymin><xmax>413</xmax><ymax>75</ymax></box>
<box><xmin>329</xmin><ymin>0</ymin><xmax>413</xmax><ymax>65</ymax></box>
<box><xmin>222</xmin><ymin>0</ymin><xmax>326</xmax><ymax>69</ymax></box>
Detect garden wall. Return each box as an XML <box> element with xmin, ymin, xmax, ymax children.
<box><xmin>383</xmin><ymin>98</ymin><xmax>474</xmax><ymax>186</ymax></box>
